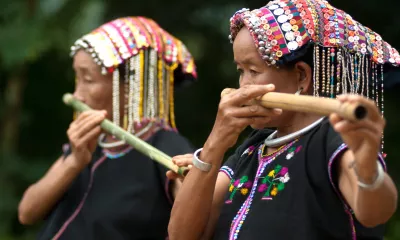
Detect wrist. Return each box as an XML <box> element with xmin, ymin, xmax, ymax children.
<box><xmin>64</xmin><ymin>154</ymin><xmax>87</xmax><ymax>173</ymax></box>
<box><xmin>202</xmin><ymin>142</ymin><xmax>227</xmax><ymax>164</ymax></box>
<box><xmin>203</xmin><ymin>133</ymin><xmax>230</xmax><ymax>159</ymax></box>
<box><xmin>351</xmin><ymin>160</ymin><xmax>385</xmax><ymax>190</ymax></box>
<box><xmin>353</xmin><ymin>160</ymin><xmax>378</xmax><ymax>184</ymax></box>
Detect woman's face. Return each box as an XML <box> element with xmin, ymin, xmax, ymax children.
<box><xmin>233</xmin><ymin>27</ymin><xmax>307</xmax><ymax>129</ymax></box>
<box><xmin>72</xmin><ymin>50</ymin><xmax>114</xmax><ymax>118</ymax></box>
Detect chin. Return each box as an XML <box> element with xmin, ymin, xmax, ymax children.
<box><xmin>250</xmin><ymin>120</ymin><xmax>279</xmax><ymax>130</ymax></box>
<box><xmin>250</xmin><ymin>123</ymin><xmax>269</xmax><ymax>130</ymax></box>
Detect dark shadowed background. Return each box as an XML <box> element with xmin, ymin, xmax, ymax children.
<box><xmin>0</xmin><ymin>0</ymin><xmax>399</xmax><ymax>239</ymax></box>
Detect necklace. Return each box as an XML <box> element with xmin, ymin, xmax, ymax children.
<box><xmin>97</xmin><ymin>122</ymin><xmax>154</xmax><ymax>148</ymax></box>
<box><xmin>103</xmin><ymin>145</ymin><xmax>133</xmax><ymax>159</ymax></box>
<box><xmin>264</xmin><ymin>117</ymin><xmax>324</xmax><ymax>147</ymax></box>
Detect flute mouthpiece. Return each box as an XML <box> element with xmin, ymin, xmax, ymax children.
<box><xmin>355</xmin><ymin>105</ymin><xmax>367</xmax><ymax>120</ymax></box>
<box><xmin>63</xmin><ymin>93</ymin><xmax>74</xmax><ymax>104</ymax></box>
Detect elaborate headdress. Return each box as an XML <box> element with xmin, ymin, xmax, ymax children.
<box><xmin>70</xmin><ymin>16</ymin><xmax>197</xmax><ymax>133</ymax></box>
<box><xmin>229</xmin><ymin>0</ymin><xmax>400</xmax><ymax>121</ymax></box>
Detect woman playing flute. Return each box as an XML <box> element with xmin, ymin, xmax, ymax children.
<box><xmin>168</xmin><ymin>1</ymin><xmax>399</xmax><ymax>239</ymax></box>
<box><xmin>18</xmin><ymin>16</ymin><xmax>197</xmax><ymax>240</ymax></box>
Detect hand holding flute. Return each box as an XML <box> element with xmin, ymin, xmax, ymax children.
<box><xmin>67</xmin><ymin>110</ymin><xmax>107</xmax><ymax>170</ymax></box>
<box><xmin>221</xmin><ymin>86</ymin><xmax>368</xmax><ymax>121</ymax></box>
<box><xmin>63</xmin><ymin>93</ymin><xmax>189</xmax><ymax>176</ymax></box>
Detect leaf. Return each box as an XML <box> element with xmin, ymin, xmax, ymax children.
<box><xmin>277</xmin><ymin>182</ymin><xmax>285</xmax><ymax>191</ymax></box>
<box><xmin>240</xmin><ymin>175</ymin><xmax>248</xmax><ymax>183</ymax></box>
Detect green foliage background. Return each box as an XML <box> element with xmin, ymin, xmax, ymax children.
<box><xmin>0</xmin><ymin>0</ymin><xmax>399</xmax><ymax>239</ymax></box>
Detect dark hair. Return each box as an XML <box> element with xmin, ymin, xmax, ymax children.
<box><xmin>280</xmin><ymin>41</ymin><xmax>314</xmax><ymax>70</ymax></box>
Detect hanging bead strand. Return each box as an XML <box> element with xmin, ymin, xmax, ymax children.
<box><xmin>128</xmin><ymin>57</ymin><xmax>135</xmax><ymax>133</ymax></box>
<box><xmin>315</xmin><ymin>45</ymin><xmax>320</xmax><ymax>97</ymax></box>
<box><xmin>360</xmin><ymin>55</ymin><xmax>365</xmax><ymax>96</ymax></box>
<box><xmin>380</xmin><ymin>65</ymin><xmax>385</xmax><ymax>151</ymax></box>
<box><xmin>330</xmin><ymin>48</ymin><xmax>335</xmax><ymax>98</ymax></box>
<box><xmin>375</xmin><ymin>63</ymin><xmax>379</xmax><ymax>108</ymax></box>
<box><xmin>112</xmin><ymin>68</ymin><xmax>120</xmax><ymax>127</ymax></box>
<box><xmin>336</xmin><ymin>49</ymin><xmax>342</xmax><ymax>96</ymax></box>
<box><xmin>123</xmin><ymin>61</ymin><xmax>129</xmax><ymax>129</ymax></box>
<box><xmin>322</xmin><ymin>48</ymin><xmax>326</xmax><ymax>96</ymax></box>
<box><xmin>313</xmin><ymin>45</ymin><xmax>318</xmax><ymax>96</ymax></box>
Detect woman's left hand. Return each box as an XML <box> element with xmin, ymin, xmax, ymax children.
<box><xmin>329</xmin><ymin>95</ymin><xmax>385</xmax><ymax>180</ymax></box>
<box><xmin>166</xmin><ymin>154</ymin><xmax>193</xmax><ymax>181</ymax></box>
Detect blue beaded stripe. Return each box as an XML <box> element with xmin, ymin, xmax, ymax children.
<box><xmin>220</xmin><ymin>166</ymin><xmax>235</xmax><ymax>180</ymax></box>
<box><xmin>228</xmin><ymin>140</ymin><xmax>298</xmax><ymax>240</ymax></box>
<box><xmin>103</xmin><ymin>146</ymin><xmax>133</xmax><ymax>159</ymax></box>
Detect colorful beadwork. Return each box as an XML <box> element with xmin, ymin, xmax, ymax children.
<box><xmin>229</xmin><ymin>0</ymin><xmax>400</xmax><ymax>67</ymax></box>
<box><xmin>226</xmin><ymin>176</ymin><xmax>253</xmax><ymax>204</ymax></box>
<box><xmin>258</xmin><ymin>164</ymin><xmax>290</xmax><ymax>200</ymax></box>
<box><xmin>228</xmin><ymin>0</ymin><xmax>399</xmax><ymax>150</ymax></box>
<box><xmin>221</xmin><ymin>166</ymin><xmax>235</xmax><ymax>180</ymax></box>
<box><xmin>70</xmin><ymin>17</ymin><xmax>197</xmax><ymax>132</ymax></box>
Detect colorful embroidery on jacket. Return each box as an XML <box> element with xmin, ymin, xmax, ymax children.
<box><xmin>226</xmin><ymin>176</ymin><xmax>253</xmax><ymax>204</ymax></box>
<box><xmin>241</xmin><ymin>145</ymin><xmax>256</xmax><ymax>157</ymax></box>
<box><xmin>258</xmin><ymin>164</ymin><xmax>290</xmax><ymax>200</ymax></box>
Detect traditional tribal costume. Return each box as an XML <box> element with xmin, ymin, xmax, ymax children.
<box><xmin>214</xmin><ymin>1</ymin><xmax>399</xmax><ymax>239</ymax></box>
<box><xmin>70</xmin><ymin>16</ymin><xmax>197</xmax><ymax>133</ymax></box>
<box><xmin>37</xmin><ymin>17</ymin><xmax>197</xmax><ymax>240</ymax></box>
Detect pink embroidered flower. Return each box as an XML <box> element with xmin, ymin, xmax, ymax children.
<box><xmin>258</xmin><ymin>183</ymin><xmax>268</xmax><ymax>192</ymax></box>
<box><xmin>295</xmin><ymin>146</ymin><xmax>302</xmax><ymax>153</ymax></box>
<box><xmin>243</xmin><ymin>181</ymin><xmax>253</xmax><ymax>188</ymax></box>
<box><xmin>233</xmin><ymin>179</ymin><xmax>240</xmax><ymax>187</ymax></box>
<box><xmin>248</xmin><ymin>146</ymin><xmax>255</xmax><ymax>154</ymax></box>
<box><xmin>280</xmin><ymin>167</ymin><xmax>289</xmax><ymax>176</ymax></box>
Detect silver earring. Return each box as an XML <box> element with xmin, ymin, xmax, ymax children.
<box><xmin>295</xmin><ymin>87</ymin><xmax>303</xmax><ymax>95</ymax></box>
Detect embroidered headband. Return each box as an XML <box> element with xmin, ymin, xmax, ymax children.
<box><xmin>229</xmin><ymin>0</ymin><xmax>400</xmax><ymax>150</ymax></box>
<box><xmin>70</xmin><ymin>17</ymin><xmax>198</xmax><ymax>132</ymax></box>
<box><xmin>229</xmin><ymin>0</ymin><xmax>400</xmax><ymax>67</ymax></box>
<box><xmin>71</xmin><ymin>16</ymin><xmax>197</xmax><ymax>80</ymax></box>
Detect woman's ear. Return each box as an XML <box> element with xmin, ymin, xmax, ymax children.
<box><xmin>295</xmin><ymin>61</ymin><xmax>313</xmax><ymax>94</ymax></box>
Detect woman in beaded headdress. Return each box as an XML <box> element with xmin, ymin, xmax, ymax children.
<box><xmin>167</xmin><ymin>1</ymin><xmax>398</xmax><ymax>239</ymax></box>
<box><xmin>18</xmin><ymin>16</ymin><xmax>197</xmax><ymax>240</ymax></box>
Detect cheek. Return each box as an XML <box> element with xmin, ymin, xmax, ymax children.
<box><xmin>252</xmin><ymin>72</ymin><xmax>276</xmax><ymax>86</ymax></box>
<box><xmin>87</xmin><ymin>83</ymin><xmax>113</xmax><ymax>110</ymax></box>
<box><xmin>268</xmin><ymin>72</ymin><xmax>297</xmax><ymax>93</ymax></box>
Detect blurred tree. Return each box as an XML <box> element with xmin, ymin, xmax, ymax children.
<box><xmin>0</xmin><ymin>0</ymin><xmax>105</xmax><ymax>238</ymax></box>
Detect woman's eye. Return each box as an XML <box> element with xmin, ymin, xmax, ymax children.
<box><xmin>250</xmin><ymin>70</ymin><xmax>258</xmax><ymax>75</ymax></box>
<box><xmin>83</xmin><ymin>76</ymin><xmax>93</xmax><ymax>82</ymax></box>
<box><xmin>237</xmin><ymin>68</ymin><xmax>244</xmax><ymax>74</ymax></box>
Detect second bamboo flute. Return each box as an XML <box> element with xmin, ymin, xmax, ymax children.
<box><xmin>63</xmin><ymin>93</ymin><xmax>188</xmax><ymax>176</ymax></box>
<box><xmin>221</xmin><ymin>88</ymin><xmax>367</xmax><ymax>121</ymax></box>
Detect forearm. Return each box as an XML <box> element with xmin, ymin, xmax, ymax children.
<box><xmin>18</xmin><ymin>155</ymin><xmax>83</xmax><ymax>225</ymax></box>
<box><xmin>169</xmin><ymin>145</ymin><xmax>226</xmax><ymax>240</ymax></box>
<box><xmin>353</xmin><ymin>174</ymin><xmax>398</xmax><ymax>227</ymax></box>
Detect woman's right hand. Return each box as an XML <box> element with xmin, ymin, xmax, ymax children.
<box><xmin>66</xmin><ymin>110</ymin><xmax>107</xmax><ymax>169</ymax></box>
<box><xmin>205</xmin><ymin>84</ymin><xmax>281</xmax><ymax>152</ymax></box>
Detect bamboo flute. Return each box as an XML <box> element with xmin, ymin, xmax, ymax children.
<box><xmin>221</xmin><ymin>88</ymin><xmax>368</xmax><ymax>121</ymax></box>
<box><xmin>63</xmin><ymin>93</ymin><xmax>188</xmax><ymax>176</ymax></box>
